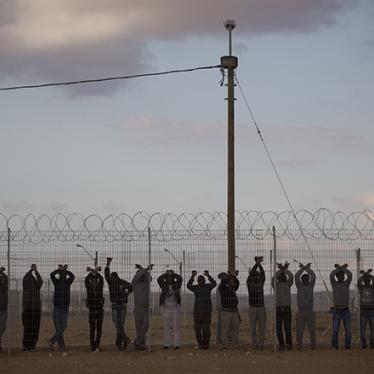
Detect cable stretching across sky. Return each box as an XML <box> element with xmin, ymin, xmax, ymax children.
<box><xmin>0</xmin><ymin>65</ymin><xmax>221</xmax><ymax>91</ymax></box>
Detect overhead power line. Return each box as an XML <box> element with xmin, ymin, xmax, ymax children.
<box><xmin>234</xmin><ymin>73</ymin><xmax>332</xmax><ymax>302</ymax></box>
<box><xmin>0</xmin><ymin>64</ymin><xmax>221</xmax><ymax>91</ymax></box>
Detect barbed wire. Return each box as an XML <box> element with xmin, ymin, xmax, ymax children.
<box><xmin>0</xmin><ymin>209</ymin><xmax>373</xmax><ymax>243</ymax></box>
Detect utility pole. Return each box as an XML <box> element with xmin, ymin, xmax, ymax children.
<box><xmin>221</xmin><ymin>20</ymin><xmax>238</xmax><ymax>273</ymax></box>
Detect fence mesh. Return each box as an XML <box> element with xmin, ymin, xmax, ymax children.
<box><xmin>0</xmin><ymin>210</ymin><xmax>373</xmax><ymax>353</ymax></box>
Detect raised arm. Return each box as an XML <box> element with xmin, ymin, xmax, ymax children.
<box><xmin>330</xmin><ymin>269</ymin><xmax>338</xmax><ymax>286</ymax></box>
<box><xmin>174</xmin><ymin>274</ymin><xmax>183</xmax><ymax>289</ymax></box>
<box><xmin>157</xmin><ymin>274</ymin><xmax>166</xmax><ymax>288</ymax></box>
<box><xmin>295</xmin><ymin>269</ymin><xmax>303</xmax><ymax>288</ymax></box>
<box><xmin>344</xmin><ymin>268</ymin><xmax>352</xmax><ymax>285</ymax></box>
<box><xmin>305</xmin><ymin>267</ymin><xmax>316</xmax><ymax>287</ymax></box>
<box><xmin>208</xmin><ymin>275</ymin><xmax>217</xmax><ymax>290</ymax></box>
<box><xmin>35</xmin><ymin>271</ymin><xmax>43</xmax><ymax>289</ymax></box>
<box><xmin>187</xmin><ymin>275</ymin><xmax>196</xmax><ymax>292</ymax></box>
<box><xmin>50</xmin><ymin>269</ymin><xmax>59</xmax><ymax>284</ymax></box>
<box><xmin>67</xmin><ymin>271</ymin><xmax>75</xmax><ymax>285</ymax></box>
<box><xmin>233</xmin><ymin>276</ymin><xmax>240</xmax><ymax>291</ymax></box>
<box><xmin>286</xmin><ymin>270</ymin><xmax>293</xmax><ymax>287</ymax></box>
<box><xmin>104</xmin><ymin>265</ymin><xmax>111</xmax><ymax>284</ymax></box>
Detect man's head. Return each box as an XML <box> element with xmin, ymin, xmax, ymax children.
<box><xmin>218</xmin><ymin>272</ymin><xmax>227</xmax><ymax>280</ymax></box>
<box><xmin>278</xmin><ymin>271</ymin><xmax>287</xmax><ymax>283</ymax></box>
<box><xmin>336</xmin><ymin>271</ymin><xmax>345</xmax><ymax>282</ymax></box>
<box><xmin>111</xmin><ymin>271</ymin><xmax>119</xmax><ymax>280</ymax></box>
<box><xmin>197</xmin><ymin>275</ymin><xmax>205</xmax><ymax>286</ymax></box>
<box><xmin>301</xmin><ymin>273</ymin><xmax>310</xmax><ymax>286</ymax></box>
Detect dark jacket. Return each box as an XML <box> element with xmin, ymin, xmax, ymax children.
<box><xmin>358</xmin><ymin>274</ymin><xmax>374</xmax><ymax>310</ymax></box>
<box><xmin>50</xmin><ymin>269</ymin><xmax>75</xmax><ymax>309</ymax></box>
<box><xmin>246</xmin><ymin>264</ymin><xmax>265</xmax><ymax>307</ymax></box>
<box><xmin>0</xmin><ymin>272</ymin><xmax>8</xmax><ymax>311</ymax></box>
<box><xmin>105</xmin><ymin>266</ymin><xmax>132</xmax><ymax>305</ymax></box>
<box><xmin>187</xmin><ymin>275</ymin><xmax>217</xmax><ymax>312</ymax></box>
<box><xmin>85</xmin><ymin>272</ymin><xmax>104</xmax><ymax>309</ymax></box>
<box><xmin>157</xmin><ymin>273</ymin><xmax>183</xmax><ymax>306</ymax></box>
<box><xmin>219</xmin><ymin>276</ymin><xmax>240</xmax><ymax>311</ymax></box>
<box><xmin>23</xmin><ymin>270</ymin><xmax>43</xmax><ymax>310</ymax></box>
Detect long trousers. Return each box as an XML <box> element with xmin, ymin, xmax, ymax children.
<box><xmin>162</xmin><ymin>305</ymin><xmax>181</xmax><ymax>347</ymax></box>
<box><xmin>276</xmin><ymin>306</ymin><xmax>292</xmax><ymax>348</ymax></box>
<box><xmin>248</xmin><ymin>306</ymin><xmax>266</xmax><ymax>348</ymax></box>
<box><xmin>134</xmin><ymin>307</ymin><xmax>149</xmax><ymax>348</ymax></box>
<box><xmin>22</xmin><ymin>308</ymin><xmax>41</xmax><ymax>349</ymax></box>
<box><xmin>296</xmin><ymin>310</ymin><xmax>316</xmax><ymax>349</ymax></box>
<box><xmin>193</xmin><ymin>311</ymin><xmax>212</xmax><ymax>348</ymax></box>
<box><xmin>221</xmin><ymin>310</ymin><xmax>240</xmax><ymax>348</ymax></box>
<box><xmin>89</xmin><ymin>308</ymin><xmax>104</xmax><ymax>349</ymax></box>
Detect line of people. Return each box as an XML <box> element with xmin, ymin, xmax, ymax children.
<box><xmin>0</xmin><ymin>257</ymin><xmax>373</xmax><ymax>353</ymax></box>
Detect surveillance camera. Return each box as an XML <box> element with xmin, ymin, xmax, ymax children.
<box><xmin>224</xmin><ymin>19</ymin><xmax>236</xmax><ymax>30</ymax></box>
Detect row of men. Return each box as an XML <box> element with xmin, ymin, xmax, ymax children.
<box><xmin>0</xmin><ymin>258</ymin><xmax>373</xmax><ymax>353</ymax></box>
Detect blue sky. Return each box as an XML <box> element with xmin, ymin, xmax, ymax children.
<box><xmin>0</xmin><ymin>0</ymin><xmax>373</xmax><ymax>216</ymax></box>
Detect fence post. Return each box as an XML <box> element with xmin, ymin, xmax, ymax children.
<box><xmin>147</xmin><ymin>227</ymin><xmax>152</xmax><ymax>353</ymax></box>
<box><xmin>356</xmin><ymin>248</ymin><xmax>361</xmax><ymax>343</ymax></box>
<box><xmin>6</xmin><ymin>227</ymin><xmax>11</xmax><ymax>356</ymax></box>
<box><xmin>272</xmin><ymin>226</ymin><xmax>277</xmax><ymax>352</ymax></box>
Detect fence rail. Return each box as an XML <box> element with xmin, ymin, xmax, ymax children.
<box><xmin>0</xmin><ymin>210</ymin><xmax>373</xmax><ymax>352</ymax></box>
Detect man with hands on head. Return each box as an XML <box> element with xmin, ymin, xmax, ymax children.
<box><xmin>330</xmin><ymin>263</ymin><xmax>352</xmax><ymax>350</ymax></box>
<box><xmin>105</xmin><ymin>257</ymin><xmax>132</xmax><ymax>350</ymax></box>
<box><xmin>0</xmin><ymin>266</ymin><xmax>8</xmax><ymax>353</ymax></box>
<box><xmin>157</xmin><ymin>269</ymin><xmax>183</xmax><ymax>349</ymax></box>
<box><xmin>22</xmin><ymin>264</ymin><xmax>43</xmax><ymax>351</ymax></box>
<box><xmin>48</xmin><ymin>264</ymin><xmax>75</xmax><ymax>353</ymax></box>
<box><xmin>358</xmin><ymin>268</ymin><xmax>374</xmax><ymax>349</ymax></box>
<box><xmin>247</xmin><ymin>256</ymin><xmax>266</xmax><ymax>350</ymax></box>
<box><xmin>295</xmin><ymin>262</ymin><xmax>316</xmax><ymax>350</ymax></box>
<box><xmin>131</xmin><ymin>263</ymin><xmax>153</xmax><ymax>351</ymax></box>
<box><xmin>85</xmin><ymin>265</ymin><xmax>104</xmax><ymax>352</ymax></box>
<box><xmin>272</xmin><ymin>262</ymin><xmax>293</xmax><ymax>351</ymax></box>
<box><xmin>219</xmin><ymin>269</ymin><xmax>240</xmax><ymax>349</ymax></box>
<box><xmin>187</xmin><ymin>269</ymin><xmax>217</xmax><ymax>349</ymax></box>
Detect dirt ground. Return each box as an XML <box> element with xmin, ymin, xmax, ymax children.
<box><xmin>1</xmin><ymin>346</ymin><xmax>374</xmax><ymax>374</ymax></box>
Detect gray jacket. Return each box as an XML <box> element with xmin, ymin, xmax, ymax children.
<box><xmin>272</xmin><ymin>270</ymin><xmax>293</xmax><ymax>307</ymax></box>
<box><xmin>358</xmin><ymin>275</ymin><xmax>374</xmax><ymax>309</ymax></box>
<box><xmin>295</xmin><ymin>268</ymin><xmax>315</xmax><ymax>311</ymax></box>
<box><xmin>131</xmin><ymin>269</ymin><xmax>151</xmax><ymax>309</ymax></box>
<box><xmin>330</xmin><ymin>268</ymin><xmax>352</xmax><ymax>309</ymax></box>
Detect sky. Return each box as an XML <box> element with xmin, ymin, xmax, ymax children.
<box><xmin>0</xmin><ymin>0</ymin><xmax>374</xmax><ymax>218</ymax></box>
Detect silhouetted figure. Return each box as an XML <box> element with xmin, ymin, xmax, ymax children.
<box><xmin>330</xmin><ymin>264</ymin><xmax>352</xmax><ymax>350</ymax></box>
<box><xmin>295</xmin><ymin>263</ymin><xmax>316</xmax><ymax>350</ymax></box>
<box><xmin>105</xmin><ymin>257</ymin><xmax>132</xmax><ymax>350</ymax></box>
<box><xmin>22</xmin><ymin>264</ymin><xmax>43</xmax><ymax>351</ymax></box>
<box><xmin>247</xmin><ymin>256</ymin><xmax>266</xmax><ymax>350</ymax></box>
<box><xmin>0</xmin><ymin>266</ymin><xmax>8</xmax><ymax>352</ymax></box>
<box><xmin>358</xmin><ymin>269</ymin><xmax>374</xmax><ymax>349</ymax></box>
<box><xmin>158</xmin><ymin>269</ymin><xmax>183</xmax><ymax>349</ymax></box>
<box><xmin>131</xmin><ymin>264</ymin><xmax>153</xmax><ymax>351</ymax></box>
<box><xmin>219</xmin><ymin>271</ymin><xmax>240</xmax><ymax>349</ymax></box>
<box><xmin>187</xmin><ymin>270</ymin><xmax>217</xmax><ymax>349</ymax></box>
<box><xmin>48</xmin><ymin>264</ymin><xmax>75</xmax><ymax>352</ymax></box>
<box><xmin>215</xmin><ymin>272</ymin><xmax>227</xmax><ymax>344</ymax></box>
<box><xmin>85</xmin><ymin>266</ymin><xmax>104</xmax><ymax>352</ymax></box>
<box><xmin>272</xmin><ymin>262</ymin><xmax>293</xmax><ymax>351</ymax></box>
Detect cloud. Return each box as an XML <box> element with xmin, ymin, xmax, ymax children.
<box><xmin>357</xmin><ymin>193</ymin><xmax>374</xmax><ymax>208</ymax></box>
<box><xmin>269</xmin><ymin>124</ymin><xmax>369</xmax><ymax>152</ymax></box>
<box><xmin>115</xmin><ymin>115</ymin><xmax>225</xmax><ymax>145</ymax></box>
<box><xmin>0</xmin><ymin>0</ymin><xmax>355</xmax><ymax>95</ymax></box>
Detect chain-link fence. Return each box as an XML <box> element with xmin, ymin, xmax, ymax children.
<box><xmin>0</xmin><ymin>210</ymin><xmax>373</xmax><ymax>353</ymax></box>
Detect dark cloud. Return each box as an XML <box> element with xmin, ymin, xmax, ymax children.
<box><xmin>0</xmin><ymin>0</ymin><xmax>355</xmax><ymax>95</ymax></box>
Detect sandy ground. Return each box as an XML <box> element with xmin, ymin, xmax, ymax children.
<box><xmin>1</xmin><ymin>346</ymin><xmax>374</xmax><ymax>374</ymax></box>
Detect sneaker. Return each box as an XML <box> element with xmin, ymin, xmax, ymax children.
<box><xmin>94</xmin><ymin>347</ymin><xmax>101</xmax><ymax>353</ymax></box>
<box><xmin>163</xmin><ymin>345</ymin><xmax>170</xmax><ymax>350</ymax></box>
<box><xmin>174</xmin><ymin>346</ymin><xmax>181</xmax><ymax>350</ymax></box>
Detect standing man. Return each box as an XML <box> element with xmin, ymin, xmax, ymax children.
<box><xmin>85</xmin><ymin>266</ymin><xmax>104</xmax><ymax>352</ymax></box>
<box><xmin>187</xmin><ymin>270</ymin><xmax>217</xmax><ymax>349</ymax></box>
<box><xmin>131</xmin><ymin>264</ymin><xmax>153</xmax><ymax>351</ymax></box>
<box><xmin>105</xmin><ymin>257</ymin><xmax>132</xmax><ymax>350</ymax></box>
<box><xmin>330</xmin><ymin>264</ymin><xmax>352</xmax><ymax>350</ymax></box>
<box><xmin>295</xmin><ymin>262</ymin><xmax>316</xmax><ymax>350</ymax></box>
<box><xmin>0</xmin><ymin>266</ymin><xmax>8</xmax><ymax>352</ymax></box>
<box><xmin>22</xmin><ymin>264</ymin><xmax>43</xmax><ymax>351</ymax></box>
<box><xmin>247</xmin><ymin>256</ymin><xmax>266</xmax><ymax>350</ymax></box>
<box><xmin>272</xmin><ymin>262</ymin><xmax>293</xmax><ymax>351</ymax></box>
<box><xmin>157</xmin><ymin>269</ymin><xmax>183</xmax><ymax>349</ymax></box>
<box><xmin>47</xmin><ymin>264</ymin><xmax>75</xmax><ymax>352</ymax></box>
<box><xmin>219</xmin><ymin>271</ymin><xmax>240</xmax><ymax>349</ymax></box>
<box><xmin>215</xmin><ymin>272</ymin><xmax>227</xmax><ymax>344</ymax></box>
<box><xmin>357</xmin><ymin>269</ymin><xmax>374</xmax><ymax>349</ymax></box>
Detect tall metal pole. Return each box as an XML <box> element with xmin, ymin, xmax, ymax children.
<box><xmin>7</xmin><ymin>227</ymin><xmax>11</xmax><ymax>356</ymax></box>
<box><xmin>147</xmin><ymin>227</ymin><xmax>152</xmax><ymax>353</ymax></box>
<box><xmin>222</xmin><ymin>20</ymin><xmax>238</xmax><ymax>274</ymax></box>
<box><xmin>272</xmin><ymin>226</ymin><xmax>277</xmax><ymax>352</ymax></box>
<box><xmin>356</xmin><ymin>248</ymin><xmax>361</xmax><ymax>342</ymax></box>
